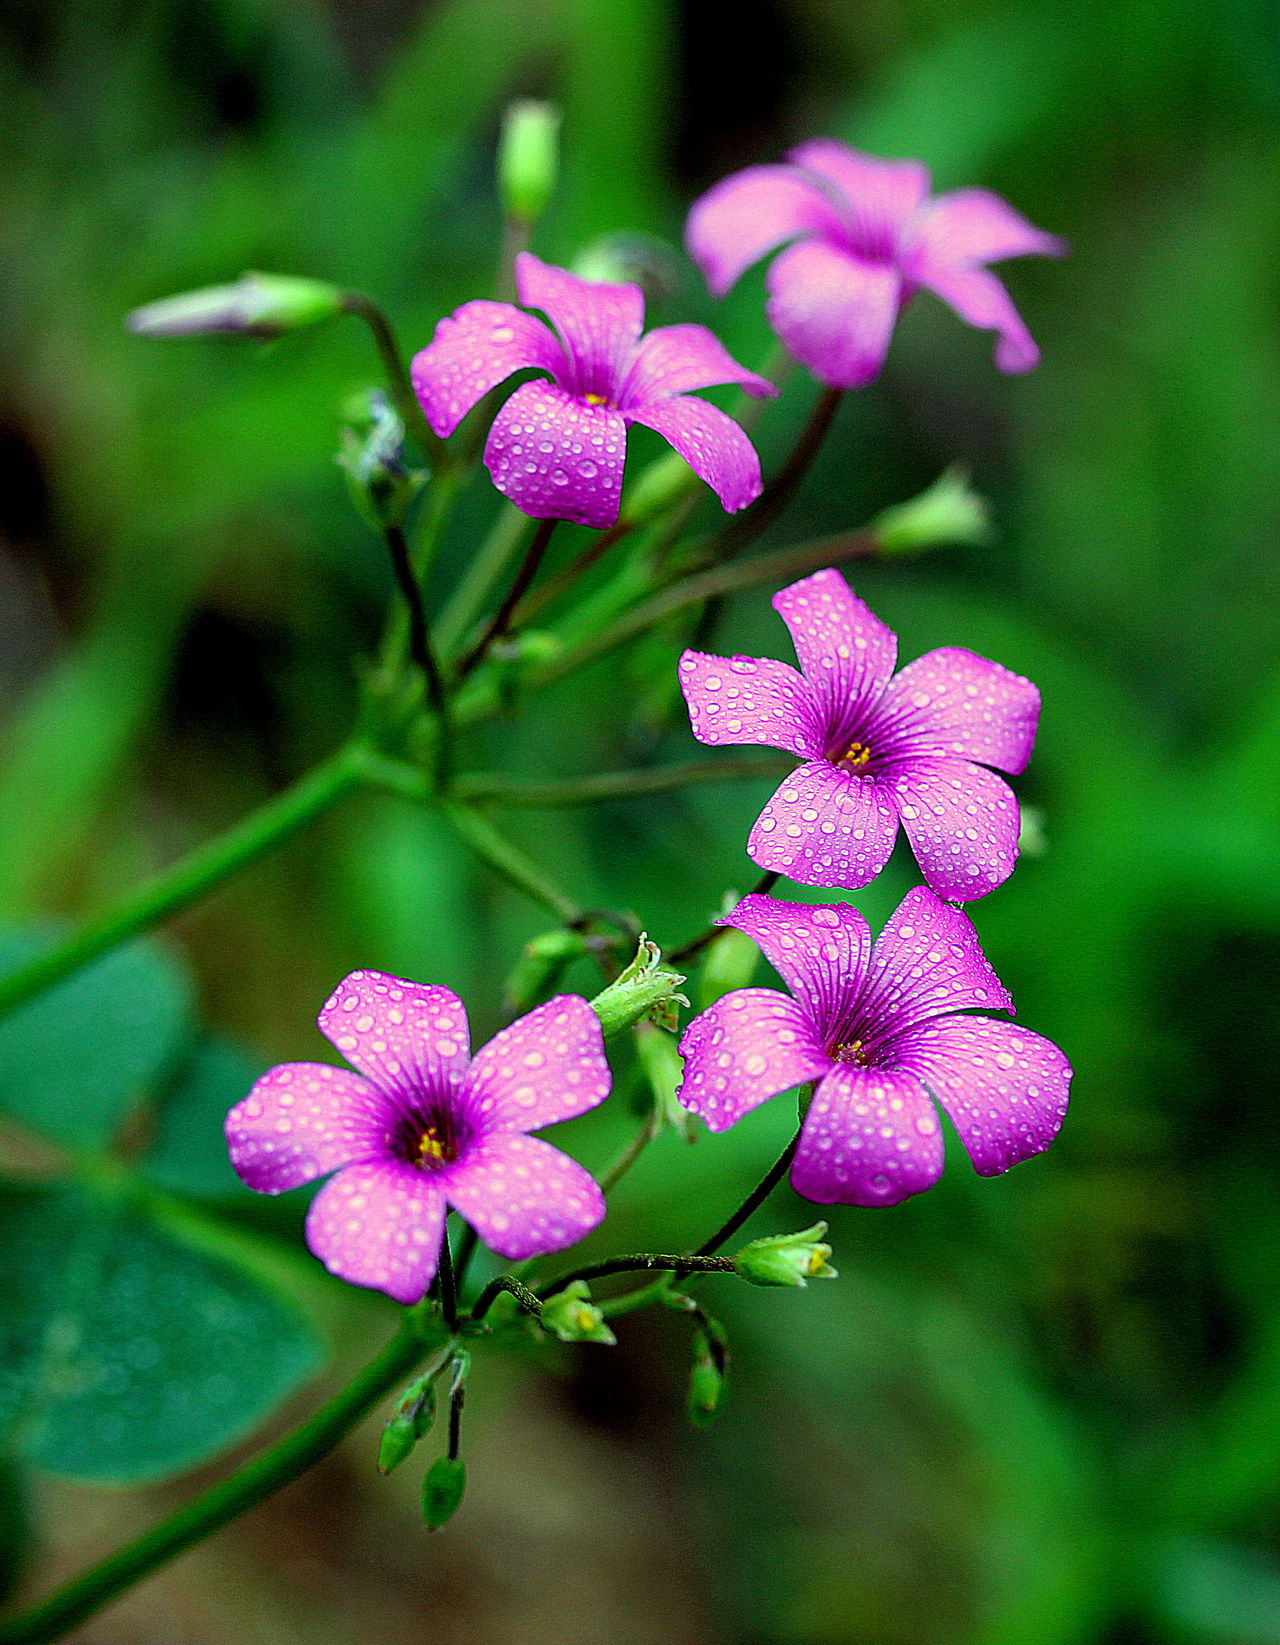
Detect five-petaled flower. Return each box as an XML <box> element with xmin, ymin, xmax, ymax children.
<box><xmin>411</xmin><ymin>251</ymin><xmax>775</xmax><ymax>529</ymax></box>
<box><xmin>678</xmin><ymin>888</ymin><xmax>1070</xmax><ymax>1207</ymax></box>
<box><xmin>679</xmin><ymin>568</ymin><xmax>1038</xmax><ymax>901</ymax></box>
<box><xmin>225</xmin><ymin>972</ymin><xmax>611</xmax><ymax>1304</ymax></box>
<box><xmin>687</xmin><ymin>138</ymin><xmax>1065</xmax><ymax>389</ymax></box>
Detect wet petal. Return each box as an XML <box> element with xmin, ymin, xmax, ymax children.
<box><xmin>484</xmin><ymin>380</ymin><xmax>626</xmax><ymax>528</ymax></box>
<box><xmin>791</xmin><ymin>1064</ymin><xmax>943</xmax><ymax>1207</ymax></box>
<box><xmin>626</xmin><ymin>394</ymin><xmax>764</xmax><ymax>513</ymax></box>
<box><xmin>443</xmin><ymin>1132</ymin><xmax>604</xmax><ymax>1260</ymax></box>
<box><xmin>883</xmin><ymin>757</ymin><xmax>1022</xmax><ymax>901</ymax></box>
<box><xmin>891</xmin><ymin>1015</ymin><xmax>1070</xmax><ymax>1177</ymax></box>
<box><xmin>410</xmin><ymin>300</ymin><xmax>566</xmax><ymax>437</ymax></box>
<box><xmin>226</xmin><ymin>1062</ymin><xmax>389</xmax><ymax>1193</ymax></box>
<box><xmin>515</xmin><ymin>252</ymin><xmax>644</xmax><ymax>400</ymax></box>
<box><xmin>902</xmin><ymin>187</ymin><xmax>1066</xmax><ymax>273</ymax></box>
<box><xmin>788</xmin><ymin>140</ymin><xmax>930</xmax><ymax>258</ymax></box>
<box><xmin>748</xmin><ymin>760</ymin><xmax>899</xmax><ymax>890</ymax></box>
<box><xmin>464</xmin><ymin>995</ymin><xmax>611</xmax><ymax>1135</ymax></box>
<box><xmin>721</xmin><ymin>893</ymin><xmax>872</xmax><ymax>1036</ymax></box>
<box><xmin>767</xmin><ymin>239</ymin><xmax>902</xmax><ymax>389</ymax></box>
<box><xmin>305</xmin><ymin>1159</ymin><xmax>446</xmax><ymax>1305</ymax></box>
<box><xmin>685</xmin><ymin>163</ymin><xmax>846</xmax><ymax>297</ymax></box>
<box><xmin>861</xmin><ymin>886</ymin><xmax>1013</xmax><ymax>1042</ymax></box>
<box><xmin>917</xmin><ymin>263</ymin><xmax>1042</xmax><ymax>373</ymax></box>
<box><xmin>618</xmin><ymin>322</ymin><xmax>777</xmax><ymax>407</ymax></box>
<box><xmin>679</xmin><ymin>649</ymin><xmax>824</xmax><ymax>758</ymax></box>
<box><xmin>874</xmin><ymin>646</ymin><xmax>1040</xmax><ymax>774</ymax></box>
<box><xmin>677</xmin><ymin>988</ymin><xmax>829</xmax><ymax>1132</ymax></box>
<box><xmin>318</xmin><ymin>972</ymin><xmax>471</xmax><ymax>1104</ymax></box>
<box><xmin>772</xmin><ymin>569</ymin><xmax>898</xmax><ymax>743</ymax></box>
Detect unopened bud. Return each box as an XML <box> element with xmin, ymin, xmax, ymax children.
<box><xmin>499</xmin><ymin>100</ymin><xmax>561</xmax><ymax>224</ymax></box>
<box><xmin>127</xmin><ymin>272</ymin><xmax>344</xmax><ymax>340</ymax></box>
<box><xmin>688</xmin><ymin>1328</ymin><xmax>725</xmax><ymax>1427</ymax></box>
<box><xmin>733</xmin><ymin>1223</ymin><xmax>837</xmax><ymax>1288</ymax></box>
<box><xmin>699</xmin><ymin>924</ymin><xmax>761</xmax><ymax>1010</ymax></box>
<box><xmin>377</xmin><ymin>1371</ymin><xmax>438</xmax><ymax>1473</ymax></box>
<box><xmin>871</xmin><ymin>466</ymin><xmax>991</xmax><ymax>557</ymax></box>
<box><xmin>1017</xmin><ymin>803</ymin><xmax>1048</xmax><ymax>858</ymax></box>
<box><xmin>337</xmin><ymin>389</ymin><xmax>427</xmax><ymax>531</ymax></box>
<box><xmin>540</xmin><ymin>1281</ymin><xmax>616</xmax><ymax>1345</ymax></box>
<box><xmin>634</xmin><ymin>1019</ymin><xmax>697</xmax><ymax>1142</ymax></box>
<box><xmin>573</xmin><ymin>233</ymin><xmax>682</xmax><ymax>305</ymax></box>
<box><xmin>422</xmin><ymin>1456</ymin><xmax>467</xmax><ymax>1530</ymax></box>
<box><xmin>590</xmin><ymin>935</ymin><xmax>687</xmax><ymax>1040</ymax></box>
<box><xmin>503</xmin><ymin>927</ymin><xmax>589</xmax><ymax>1015</ymax></box>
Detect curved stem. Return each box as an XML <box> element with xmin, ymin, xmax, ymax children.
<box><xmin>510</xmin><ymin>516</ymin><xmax>634</xmax><ymax>625</ymax></box>
<box><xmin>439</xmin><ymin>802</ymin><xmax>583</xmax><ymax>924</ymax></box>
<box><xmin>537</xmin><ymin>1253</ymin><xmax>737</xmax><ymax>1301</ymax></box>
<box><xmin>692</xmin><ymin>1129</ymin><xmax>801</xmax><ymax>1257</ymax></box>
<box><xmin>455</xmin><ymin>517</ymin><xmax>557</xmax><ymax>680</ymax></box>
<box><xmin>596</xmin><ymin>1110</ymin><xmax>662</xmax><ymax>1195</ymax></box>
<box><xmin>0</xmin><ymin>747</ymin><xmax>367</xmax><ymax>1021</ymax></box>
<box><xmin>470</xmin><ymin>1274</ymin><xmax>543</xmax><ymax>1322</ymax></box>
<box><xmin>384</xmin><ymin>525</ymin><xmax>453</xmax><ymax>790</ymax></box>
<box><xmin>703</xmin><ymin>386</ymin><xmax>843</xmax><ymax>563</ymax></box>
<box><xmin>667</xmin><ymin>869</ymin><xmax>779</xmax><ymax>968</ymax></box>
<box><xmin>0</xmin><ymin>1323</ymin><xmax>441</xmax><ymax>1645</ymax></box>
<box><xmin>452</xmin><ymin>755</ymin><xmax>795</xmax><ymax>810</ymax></box>
<box><xmin>340</xmin><ymin>292</ymin><xmax>448</xmax><ymax>472</ymax></box>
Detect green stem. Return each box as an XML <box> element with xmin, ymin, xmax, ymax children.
<box><xmin>436</xmin><ymin>1226</ymin><xmax>459</xmax><ymax>1332</ymax></box>
<box><xmin>455</xmin><ymin>516</ymin><xmax>557</xmax><ymax>680</ymax></box>
<box><xmin>537</xmin><ymin>1253</ymin><xmax>737</xmax><ymax>1301</ymax></box>
<box><xmin>0</xmin><ymin>1322</ymin><xmax>441</xmax><ymax>1645</ymax></box>
<box><xmin>384</xmin><ymin>526</ymin><xmax>453</xmax><ymax>790</ymax></box>
<box><xmin>0</xmin><ymin>747</ymin><xmax>367</xmax><ymax>1021</ymax></box>
<box><xmin>692</xmin><ymin>1129</ymin><xmax>801</xmax><ymax>1257</ymax></box>
<box><xmin>702</xmin><ymin>387</ymin><xmax>843</xmax><ymax>563</ymax></box>
<box><xmin>434</xmin><ymin>505</ymin><xmax>529</xmax><ymax>652</ymax></box>
<box><xmin>470</xmin><ymin>1274</ymin><xmax>544</xmax><ymax>1322</ymax></box>
<box><xmin>510</xmin><ymin>515</ymin><xmax>635</xmax><ymax>626</ymax></box>
<box><xmin>340</xmin><ymin>291</ymin><xmax>449</xmax><ymax>472</ymax></box>
<box><xmin>439</xmin><ymin>802</ymin><xmax>583</xmax><ymax>924</ymax></box>
<box><xmin>596</xmin><ymin>1109</ymin><xmax>662</xmax><ymax>1195</ymax></box>
<box><xmin>668</xmin><ymin>868</ymin><xmax>779</xmax><ymax>967</ymax></box>
<box><xmin>452</xmin><ymin>755</ymin><xmax>795</xmax><ymax>810</ymax></box>
<box><xmin>598</xmin><ymin>1273</ymin><xmax>674</xmax><ymax>1320</ymax></box>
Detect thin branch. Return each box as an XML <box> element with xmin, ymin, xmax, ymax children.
<box><xmin>692</xmin><ymin>1129</ymin><xmax>802</xmax><ymax>1257</ymax></box>
<box><xmin>455</xmin><ymin>516</ymin><xmax>557</xmax><ymax>680</ymax></box>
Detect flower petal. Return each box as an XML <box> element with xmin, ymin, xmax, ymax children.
<box><xmin>464</xmin><ymin>995</ymin><xmax>611</xmax><ymax>1134</ymax></box>
<box><xmin>902</xmin><ymin>187</ymin><xmax>1066</xmax><ymax>273</ymax></box>
<box><xmin>626</xmin><ymin>394</ymin><xmax>764</xmax><ymax>514</ymax></box>
<box><xmin>917</xmin><ymin>263</ymin><xmax>1042</xmax><ymax>373</ymax></box>
<box><xmin>226</xmin><ymin>1062</ymin><xmax>389</xmax><ymax>1193</ymax></box>
<box><xmin>766</xmin><ymin>240</ymin><xmax>902</xmax><ymax>389</ymax></box>
<box><xmin>891</xmin><ymin>1015</ymin><xmax>1071</xmax><ymax>1177</ymax></box>
<box><xmin>410</xmin><ymin>300</ymin><xmax>567</xmax><ymax>438</ymax></box>
<box><xmin>443</xmin><ymin>1132</ymin><xmax>604</xmax><ymax>1260</ymax></box>
<box><xmin>747</xmin><ymin>760</ymin><xmax>900</xmax><ymax>890</ymax></box>
<box><xmin>484</xmin><ymin>380</ymin><xmax>626</xmax><ymax>528</ymax></box>
<box><xmin>772</xmin><ymin>569</ymin><xmax>898</xmax><ymax>744</ymax></box>
<box><xmin>677</xmin><ymin>988</ymin><xmax>830</xmax><ymax>1132</ymax></box>
<box><xmin>861</xmin><ymin>886</ymin><xmax>1013</xmax><ymax>1043</ymax></box>
<box><xmin>515</xmin><ymin>252</ymin><xmax>644</xmax><ymax>400</ymax></box>
<box><xmin>305</xmin><ymin>1159</ymin><xmax>445</xmax><ymax>1305</ymax></box>
<box><xmin>617</xmin><ymin>323</ymin><xmax>776</xmax><ymax>407</ymax></box>
<box><xmin>318</xmin><ymin>972</ymin><xmax>471</xmax><ymax>1105</ymax></box>
<box><xmin>788</xmin><ymin>140</ymin><xmax>931</xmax><ymax>258</ymax></box>
<box><xmin>679</xmin><ymin>649</ymin><xmax>824</xmax><ymax>757</ymax></box>
<box><xmin>873</xmin><ymin>646</ymin><xmax>1040</xmax><ymax>774</ymax></box>
<box><xmin>791</xmin><ymin>1064</ymin><xmax>943</xmax><ymax>1207</ymax></box>
<box><xmin>685</xmin><ymin>164</ymin><xmax>847</xmax><ymax>297</ymax></box>
<box><xmin>722</xmin><ymin>893</ymin><xmax>872</xmax><ymax>1036</ymax></box>
<box><xmin>882</xmin><ymin>757</ymin><xmax>1022</xmax><ymax>901</ymax></box>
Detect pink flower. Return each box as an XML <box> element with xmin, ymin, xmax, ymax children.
<box><xmin>687</xmin><ymin>138</ymin><xmax>1066</xmax><ymax>389</ymax></box>
<box><xmin>411</xmin><ymin>252</ymin><xmax>775</xmax><ymax>529</ymax></box>
<box><xmin>225</xmin><ymin>972</ymin><xmax>611</xmax><ymax>1304</ymax></box>
<box><xmin>678</xmin><ymin>888</ymin><xmax>1070</xmax><ymax>1207</ymax></box>
<box><xmin>679</xmin><ymin>569</ymin><xmax>1038</xmax><ymax>901</ymax></box>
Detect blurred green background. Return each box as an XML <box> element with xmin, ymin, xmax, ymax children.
<box><xmin>3</xmin><ymin>0</ymin><xmax>1280</xmax><ymax>1640</ymax></box>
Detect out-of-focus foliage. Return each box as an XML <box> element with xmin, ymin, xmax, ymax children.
<box><xmin>1</xmin><ymin>0</ymin><xmax>1279</xmax><ymax>1640</ymax></box>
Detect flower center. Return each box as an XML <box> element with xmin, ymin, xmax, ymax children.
<box><xmin>391</xmin><ymin>1103</ymin><xmax>470</xmax><ymax>1172</ymax></box>
<box><xmin>838</xmin><ymin>739</ymin><xmax>873</xmax><ymax>769</ymax></box>
<box><xmin>831</xmin><ymin>1037</ymin><xmax>871</xmax><ymax>1066</ymax></box>
<box><xmin>414</xmin><ymin>1123</ymin><xmax>456</xmax><ymax>1167</ymax></box>
<box><xmin>583</xmin><ymin>391</ymin><xmax>610</xmax><ymax>407</ymax></box>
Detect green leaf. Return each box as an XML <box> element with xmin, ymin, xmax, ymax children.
<box><xmin>0</xmin><ymin>925</ymin><xmax>192</xmax><ymax>1150</ymax></box>
<box><xmin>0</xmin><ymin>1183</ymin><xmax>323</xmax><ymax>1483</ymax></box>
<box><xmin>141</xmin><ymin>1035</ymin><xmax>264</xmax><ymax>1201</ymax></box>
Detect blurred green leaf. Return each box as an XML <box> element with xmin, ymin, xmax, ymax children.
<box><xmin>140</xmin><ymin>1035</ymin><xmax>265</xmax><ymax>1201</ymax></box>
<box><xmin>0</xmin><ymin>926</ymin><xmax>192</xmax><ymax>1150</ymax></box>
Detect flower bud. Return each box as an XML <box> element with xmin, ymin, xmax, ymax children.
<box><xmin>503</xmin><ymin>927</ymin><xmax>590</xmax><ymax>1015</ymax></box>
<box><xmin>590</xmin><ymin>936</ymin><xmax>687</xmax><ymax>1040</ymax></box>
<box><xmin>733</xmin><ymin>1223</ymin><xmax>837</xmax><ymax>1288</ymax></box>
<box><xmin>688</xmin><ymin>1328</ymin><xmax>725</xmax><ymax>1428</ymax></box>
<box><xmin>634</xmin><ymin>1019</ymin><xmax>697</xmax><ymax>1142</ymax></box>
<box><xmin>127</xmin><ymin>272</ymin><xmax>345</xmax><ymax>340</ymax></box>
<box><xmin>337</xmin><ymin>389</ymin><xmax>427</xmax><ymax>531</ymax></box>
<box><xmin>498</xmin><ymin>100</ymin><xmax>561</xmax><ymax>224</ymax></box>
<box><xmin>698</xmin><ymin>924</ymin><xmax>760</xmax><ymax>1010</ymax></box>
<box><xmin>422</xmin><ymin>1456</ymin><xmax>467</xmax><ymax>1530</ymax></box>
<box><xmin>871</xmin><ymin>466</ymin><xmax>991</xmax><ymax>557</ymax></box>
<box><xmin>540</xmin><ymin>1281</ymin><xmax>616</xmax><ymax>1345</ymax></box>
<box><xmin>573</xmin><ymin>233</ymin><xmax>682</xmax><ymax>305</ymax></box>
<box><xmin>377</xmin><ymin>1370</ymin><xmax>438</xmax><ymax>1473</ymax></box>
<box><xmin>1017</xmin><ymin>803</ymin><xmax>1048</xmax><ymax>858</ymax></box>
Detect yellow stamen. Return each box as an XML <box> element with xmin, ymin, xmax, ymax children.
<box><xmin>583</xmin><ymin>392</ymin><xmax>609</xmax><ymax>406</ymax></box>
<box><xmin>415</xmin><ymin>1125</ymin><xmax>449</xmax><ymax>1165</ymax></box>
<box><xmin>841</xmin><ymin>740</ymin><xmax>872</xmax><ymax>767</ymax></box>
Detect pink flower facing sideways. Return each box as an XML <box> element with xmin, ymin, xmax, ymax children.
<box><xmin>225</xmin><ymin>972</ymin><xmax>611</xmax><ymax>1304</ymax></box>
<box><xmin>687</xmin><ymin>138</ymin><xmax>1065</xmax><ymax>388</ymax></box>
<box><xmin>411</xmin><ymin>251</ymin><xmax>776</xmax><ymax>529</ymax></box>
<box><xmin>678</xmin><ymin>888</ymin><xmax>1071</xmax><ymax>1207</ymax></box>
<box><xmin>679</xmin><ymin>568</ymin><xmax>1039</xmax><ymax>900</ymax></box>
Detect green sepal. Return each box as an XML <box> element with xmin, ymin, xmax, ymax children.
<box><xmin>423</xmin><ymin>1456</ymin><xmax>467</xmax><ymax>1530</ymax></box>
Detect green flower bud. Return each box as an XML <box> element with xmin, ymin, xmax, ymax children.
<box><xmin>698</xmin><ymin>924</ymin><xmax>761</xmax><ymax>1010</ymax></box>
<box><xmin>871</xmin><ymin>466</ymin><xmax>991</xmax><ymax>557</ymax></box>
<box><xmin>422</xmin><ymin>1456</ymin><xmax>467</xmax><ymax>1530</ymax></box>
<box><xmin>498</xmin><ymin>100</ymin><xmax>561</xmax><ymax>224</ymax></box>
<box><xmin>688</xmin><ymin>1328</ymin><xmax>725</xmax><ymax>1428</ymax></box>
<box><xmin>503</xmin><ymin>927</ymin><xmax>590</xmax><ymax>1015</ymax></box>
<box><xmin>127</xmin><ymin>272</ymin><xmax>345</xmax><ymax>340</ymax></box>
<box><xmin>590</xmin><ymin>936</ymin><xmax>687</xmax><ymax>1040</ymax></box>
<box><xmin>1017</xmin><ymin>803</ymin><xmax>1048</xmax><ymax>858</ymax></box>
<box><xmin>337</xmin><ymin>389</ymin><xmax>427</xmax><ymax>531</ymax></box>
<box><xmin>634</xmin><ymin>1019</ymin><xmax>697</xmax><ymax>1142</ymax></box>
<box><xmin>377</xmin><ymin>1371</ymin><xmax>438</xmax><ymax>1473</ymax></box>
<box><xmin>573</xmin><ymin>233</ymin><xmax>682</xmax><ymax>304</ymax></box>
<box><xmin>540</xmin><ymin>1281</ymin><xmax>616</xmax><ymax>1345</ymax></box>
<box><xmin>733</xmin><ymin>1223</ymin><xmax>838</xmax><ymax>1288</ymax></box>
